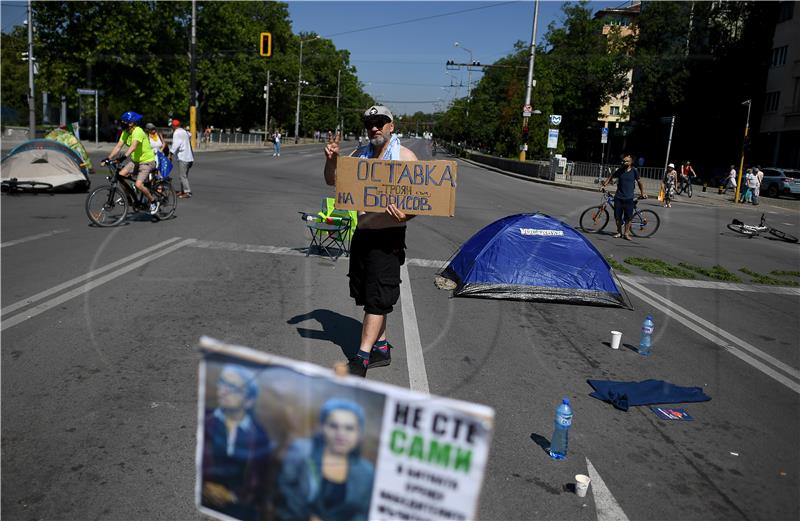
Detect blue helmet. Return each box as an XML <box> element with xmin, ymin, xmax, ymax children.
<box><xmin>120</xmin><ymin>111</ymin><xmax>143</xmax><ymax>124</ymax></box>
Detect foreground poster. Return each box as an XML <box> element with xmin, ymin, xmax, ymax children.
<box><xmin>196</xmin><ymin>336</ymin><xmax>494</xmax><ymax>521</ymax></box>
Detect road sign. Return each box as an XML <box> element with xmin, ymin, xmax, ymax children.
<box><xmin>547</xmin><ymin>128</ymin><xmax>559</xmax><ymax>149</ymax></box>
<box><xmin>601</xmin><ymin>127</ymin><xmax>609</xmax><ymax>135</ymax></box>
<box><xmin>601</xmin><ymin>133</ymin><xmax>608</xmax><ymax>144</ymax></box>
<box><xmin>260</xmin><ymin>32</ymin><xmax>272</xmax><ymax>57</ymax></box>
<box><xmin>549</xmin><ymin>114</ymin><xmax>562</xmax><ymax>126</ymax></box>
<box><xmin>523</xmin><ymin>104</ymin><xmax>532</xmax><ymax>113</ymax></box>
<box><xmin>76</xmin><ymin>88</ymin><xmax>97</xmax><ymax>95</ymax></box>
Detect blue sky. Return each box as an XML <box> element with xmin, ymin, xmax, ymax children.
<box><xmin>2</xmin><ymin>0</ymin><xmax>624</xmax><ymax>115</ymax></box>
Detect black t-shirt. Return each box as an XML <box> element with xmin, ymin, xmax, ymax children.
<box><xmin>612</xmin><ymin>167</ymin><xmax>640</xmax><ymax>200</ymax></box>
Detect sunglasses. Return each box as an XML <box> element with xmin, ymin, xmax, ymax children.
<box><xmin>364</xmin><ymin>117</ymin><xmax>390</xmax><ymax>129</ymax></box>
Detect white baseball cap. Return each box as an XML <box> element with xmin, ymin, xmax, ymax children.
<box><xmin>668</xmin><ymin>163</ymin><xmax>675</xmax><ymax>168</ymax></box>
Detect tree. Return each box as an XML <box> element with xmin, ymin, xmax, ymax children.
<box><xmin>0</xmin><ymin>27</ymin><xmax>29</xmax><ymax>125</ymax></box>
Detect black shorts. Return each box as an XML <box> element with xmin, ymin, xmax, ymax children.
<box><xmin>348</xmin><ymin>227</ymin><xmax>406</xmax><ymax>315</ymax></box>
<box><xmin>614</xmin><ymin>197</ymin><xmax>635</xmax><ymax>223</ymax></box>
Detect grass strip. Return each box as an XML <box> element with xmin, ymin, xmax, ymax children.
<box><xmin>770</xmin><ymin>270</ymin><xmax>800</xmax><ymax>278</ymax></box>
<box><xmin>624</xmin><ymin>257</ymin><xmax>696</xmax><ymax>279</ymax></box>
<box><xmin>739</xmin><ymin>268</ymin><xmax>800</xmax><ymax>287</ymax></box>
<box><xmin>606</xmin><ymin>257</ymin><xmax>632</xmax><ymax>274</ymax></box>
<box><xmin>678</xmin><ymin>263</ymin><xmax>742</xmax><ymax>282</ymax></box>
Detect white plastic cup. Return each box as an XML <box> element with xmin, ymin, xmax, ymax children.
<box><xmin>610</xmin><ymin>331</ymin><xmax>622</xmax><ymax>350</ymax></box>
<box><xmin>575</xmin><ymin>474</ymin><xmax>591</xmax><ymax>497</ymax></box>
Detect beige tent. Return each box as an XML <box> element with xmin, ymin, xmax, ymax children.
<box><xmin>1</xmin><ymin>139</ymin><xmax>90</xmax><ymax>192</ymax></box>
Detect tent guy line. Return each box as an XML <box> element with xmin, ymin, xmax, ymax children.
<box><xmin>0</xmin><ymin>228</ymin><xmax>69</xmax><ymax>249</ymax></box>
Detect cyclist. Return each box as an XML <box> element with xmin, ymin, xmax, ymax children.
<box><xmin>679</xmin><ymin>161</ymin><xmax>697</xmax><ymax>193</ymax></box>
<box><xmin>600</xmin><ymin>154</ymin><xmax>648</xmax><ymax>240</ymax></box>
<box><xmin>105</xmin><ymin>111</ymin><xmax>159</xmax><ymax>215</ymax></box>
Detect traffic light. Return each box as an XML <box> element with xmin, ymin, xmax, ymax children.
<box><xmin>522</xmin><ymin>126</ymin><xmax>529</xmax><ymax>141</ymax></box>
<box><xmin>260</xmin><ymin>32</ymin><xmax>272</xmax><ymax>57</ymax></box>
<box><xmin>471</xmin><ymin>61</ymin><xmax>481</xmax><ymax>67</ymax></box>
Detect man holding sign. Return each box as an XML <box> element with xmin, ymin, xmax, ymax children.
<box><xmin>324</xmin><ymin>106</ymin><xmax>418</xmax><ymax>377</ymax></box>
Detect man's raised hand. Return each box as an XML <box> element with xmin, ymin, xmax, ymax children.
<box><xmin>324</xmin><ymin>131</ymin><xmax>341</xmax><ymax>160</ymax></box>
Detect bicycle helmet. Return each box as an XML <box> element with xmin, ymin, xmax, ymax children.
<box><xmin>120</xmin><ymin>111</ymin><xmax>143</xmax><ymax>125</ymax></box>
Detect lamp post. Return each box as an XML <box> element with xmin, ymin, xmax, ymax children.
<box><xmin>454</xmin><ymin>42</ymin><xmax>473</xmax><ymax>120</ymax></box>
<box><xmin>263</xmin><ymin>70</ymin><xmax>271</xmax><ymax>144</ymax></box>
<box><xmin>734</xmin><ymin>99</ymin><xmax>752</xmax><ymax>203</ymax></box>
<box><xmin>294</xmin><ymin>35</ymin><xmax>319</xmax><ymax>144</ymax></box>
<box><xmin>520</xmin><ymin>0</ymin><xmax>539</xmax><ymax>161</ymax></box>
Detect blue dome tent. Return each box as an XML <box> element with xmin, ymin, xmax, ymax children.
<box><xmin>436</xmin><ymin>213</ymin><xmax>632</xmax><ymax>308</ymax></box>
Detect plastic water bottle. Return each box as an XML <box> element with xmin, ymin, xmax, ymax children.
<box><xmin>549</xmin><ymin>398</ymin><xmax>573</xmax><ymax>460</ymax></box>
<box><xmin>639</xmin><ymin>315</ymin><xmax>655</xmax><ymax>356</ymax></box>
<box><xmin>300</xmin><ymin>212</ymin><xmax>316</xmax><ymax>222</ymax></box>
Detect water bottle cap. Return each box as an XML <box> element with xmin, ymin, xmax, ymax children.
<box><xmin>646</xmin><ymin>314</ymin><xmax>653</xmax><ymax>320</ymax></box>
<box><xmin>562</xmin><ymin>398</ymin><xmax>570</xmax><ymax>405</ymax></box>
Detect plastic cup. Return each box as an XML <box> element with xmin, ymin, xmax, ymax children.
<box><xmin>575</xmin><ymin>474</ymin><xmax>591</xmax><ymax>497</ymax></box>
<box><xmin>610</xmin><ymin>331</ymin><xmax>622</xmax><ymax>350</ymax></box>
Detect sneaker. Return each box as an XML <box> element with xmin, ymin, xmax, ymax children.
<box><xmin>347</xmin><ymin>357</ymin><xmax>367</xmax><ymax>377</ymax></box>
<box><xmin>369</xmin><ymin>343</ymin><xmax>392</xmax><ymax>368</ymax></box>
<box><xmin>149</xmin><ymin>201</ymin><xmax>160</xmax><ymax>215</ymax></box>
<box><xmin>178</xmin><ymin>192</ymin><xmax>192</xmax><ymax>199</ymax></box>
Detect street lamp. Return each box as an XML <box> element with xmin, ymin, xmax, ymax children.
<box><xmin>735</xmin><ymin>99</ymin><xmax>752</xmax><ymax>203</ymax></box>
<box><xmin>454</xmin><ymin>42</ymin><xmax>473</xmax><ymax>118</ymax></box>
<box><xmin>294</xmin><ymin>35</ymin><xmax>319</xmax><ymax>144</ymax></box>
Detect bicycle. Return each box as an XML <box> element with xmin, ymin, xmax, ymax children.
<box><xmin>675</xmin><ymin>175</ymin><xmax>694</xmax><ymax>197</ymax></box>
<box><xmin>85</xmin><ymin>159</ymin><xmax>176</xmax><ymax>227</ymax></box>
<box><xmin>726</xmin><ymin>213</ymin><xmax>798</xmax><ymax>243</ymax></box>
<box><xmin>1</xmin><ymin>178</ymin><xmax>54</xmax><ymax>195</ymax></box>
<box><xmin>579</xmin><ymin>189</ymin><xmax>661</xmax><ymax>238</ymax></box>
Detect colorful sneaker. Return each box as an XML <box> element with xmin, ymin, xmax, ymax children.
<box><xmin>347</xmin><ymin>357</ymin><xmax>368</xmax><ymax>377</ymax></box>
<box><xmin>149</xmin><ymin>201</ymin><xmax>160</xmax><ymax>215</ymax></box>
<box><xmin>369</xmin><ymin>343</ymin><xmax>392</xmax><ymax>368</ymax></box>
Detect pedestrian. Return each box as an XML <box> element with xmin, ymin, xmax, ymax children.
<box><xmin>723</xmin><ymin>165</ymin><xmax>737</xmax><ymax>194</ymax></box>
<box><xmin>742</xmin><ymin>168</ymin><xmax>755</xmax><ymax>203</ymax></box>
<box><xmin>202</xmin><ymin>364</ymin><xmax>272</xmax><ymax>521</ymax></box>
<box><xmin>663</xmin><ymin>163</ymin><xmax>677</xmax><ymax>208</ymax></box>
<box><xmin>145</xmin><ymin>123</ymin><xmax>167</xmax><ymax>154</ymax></box>
<box><xmin>169</xmin><ymin>119</ymin><xmax>194</xmax><ymax>199</ymax></box>
<box><xmin>203</xmin><ymin>126</ymin><xmax>212</xmax><ymax>147</ymax></box>
<box><xmin>638</xmin><ymin>156</ymin><xmax>645</xmax><ymax>167</ymax></box>
<box><xmin>323</xmin><ymin>105</ymin><xmax>418</xmax><ymax>377</ymax></box>
<box><xmin>272</xmin><ymin>130</ymin><xmax>281</xmax><ymax>157</ymax></box>
<box><xmin>600</xmin><ymin>154</ymin><xmax>648</xmax><ymax>240</ymax></box>
<box><xmin>753</xmin><ymin>165</ymin><xmax>764</xmax><ymax>205</ymax></box>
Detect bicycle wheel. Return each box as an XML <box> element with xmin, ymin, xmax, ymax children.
<box><xmin>579</xmin><ymin>206</ymin><xmax>609</xmax><ymax>233</ymax></box>
<box><xmin>726</xmin><ymin>223</ymin><xmax>756</xmax><ymax>236</ymax></box>
<box><xmin>630</xmin><ymin>209</ymin><xmax>660</xmax><ymax>237</ymax></box>
<box><xmin>769</xmin><ymin>227</ymin><xmax>799</xmax><ymax>243</ymax></box>
<box><xmin>152</xmin><ymin>181</ymin><xmax>177</xmax><ymax>220</ymax></box>
<box><xmin>86</xmin><ymin>185</ymin><xmax>128</xmax><ymax>226</ymax></box>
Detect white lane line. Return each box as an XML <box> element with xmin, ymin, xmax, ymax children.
<box><xmin>1</xmin><ymin>228</ymin><xmax>69</xmax><ymax>248</ymax></box>
<box><xmin>586</xmin><ymin>457</ymin><xmax>630</xmax><ymax>521</ymax></box>
<box><xmin>620</xmin><ymin>275</ymin><xmax>800</xmax><ymax>295</ymax></box>
<box><xmin>624</xmin><ymin>279</ymin><xmax>800</xmax><ymax>394</ymax></box>
<box><xmin>192</xmin><ymin>240</ymin><xmax>304</xmax><ymax>257</ymax></box>
<box><xmin>2</xmin><ymin>237</ymin><xmax>184</xmax><ymax>317</ymax></box>
<box><xmin>2</xmin><ymin>239</ymin><xmax>195</xmax><ymax>331</ymax></box>
<box><xmin>400</xmin><ymin>264</ymin><xmax>430</xmax><ymax>393</ymax></box>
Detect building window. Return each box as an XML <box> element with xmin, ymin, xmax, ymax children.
<box><xmin>771</xmin><ymin>46</ymin><xmax>788</xmax><ymax>67</ymax></box>
<box><xmin>778</xmin><ymin>1</ymin><xmax>794</xmax><ymax>23</ymax></box>
<box><xmin>610</xmin><ymin>106</ymin><xmax>621</xmax><ymax>116</ymax></box>
<box><xmin>764</xmin><ymin>91</ymin><xmax>781</xmax><ymax>113</ymax></box>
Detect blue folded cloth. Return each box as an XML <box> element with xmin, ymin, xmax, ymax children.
<box><xmin>587</xmin><ymin>379</ymin><xmax>711</xmax><ymax>411</ymax></box>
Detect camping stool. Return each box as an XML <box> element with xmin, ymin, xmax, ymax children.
<box><xmin>305</xmin><ymin>216</ymin><xmax>352</xmax><ymax>260</ymax></box>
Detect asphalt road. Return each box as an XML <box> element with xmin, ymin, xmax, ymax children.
<box><xmin>2</xmin><ymin>139</ymin><xmax>799</xmax><ymax>521</ymax></box>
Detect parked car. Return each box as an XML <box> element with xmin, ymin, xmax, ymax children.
<box><xmin>760</xmin><ymin>167</ymin><xmax>800</xmax><ymax>198</ymax></box>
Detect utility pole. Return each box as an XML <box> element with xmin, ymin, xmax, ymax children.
<box><xmin>735</xmin><ymin>100</ymin><xmax>752</xmax><ymax>203</ymax></box>
<box><xmin>264</xmin><ymin>70</ymin><xmax>270</xmax><ymax>142</ymax></box>
<box><xmin>663</xmin><ymin>115</ymin><xmax>675</xmax><ymax>175</ymax></box>
<box><xmin>27</xmin><ymin>0</ymin><xmax>35</xmax><ymax>138</ymax></box>
<box><xmin>190</xmin><ymin>0</ymin><xmax>197</xmax><ymax>148</ymax></box>
<box><xmin>520</xmin><ymin>0</ymin><xmax>539</xmax><ymax>161</ymax></box>
<box><xmin>335</xmin><ymin>68</ymin><xmax>341</xmax><ymax>133</ymax></box>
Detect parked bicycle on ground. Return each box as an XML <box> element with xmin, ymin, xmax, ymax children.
<box><xmin>726</xmin><ymin>213</ymin><xmax>798</xmax><ymax>243</ymax></box>
<box><xmin>579</xmin><ymin>188</ymin><xmax>661</xmax><ymax>237</ymax></box>
<box><xmin>85</xmin><ymin>158</ymin><xmax>176</xmax><ymax>227</ymax></box>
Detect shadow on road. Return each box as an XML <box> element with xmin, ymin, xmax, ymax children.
<box><xmin>287</xmin><ymin>309</ymin><xmax>361</xmax><ymax>358</ymax></box>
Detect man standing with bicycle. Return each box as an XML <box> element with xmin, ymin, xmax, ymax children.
<box><xmin>601</xmin><ymin>154</ymin><xmax>648</xmax><ymax>240</ymax></box>
<box><xmin>106</xmin><ymin>111</ymin><xmax>159</xmax><ymax>215</ymax></box>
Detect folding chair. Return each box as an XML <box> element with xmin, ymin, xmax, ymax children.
<box><xmin>302</xmin><ymin>198</ymin><xmax>357</xmax><ymax>260</ymax></box>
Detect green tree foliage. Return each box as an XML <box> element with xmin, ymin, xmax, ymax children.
<box><xmin>0</xmin><ymin>27</ymin><xmax>29</xmax><ymax>124</ymax></box>
<box><xmin>21</xmin><ymin>1</ymin><xmax>371</xmax><ymax>138</ymax></box>
<box><xmin>628</xmin><ymin>1</ymin><xmax>779</xmax><ymax>171</ymax></box>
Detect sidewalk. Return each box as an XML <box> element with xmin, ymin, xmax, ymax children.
<box><xmin>458</xmin><ymin>154</ymin><xmax>799</xmax><ymax>213</ymax></box>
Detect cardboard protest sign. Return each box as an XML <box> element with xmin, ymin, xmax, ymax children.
<box><xmin>196</xmin><ymin>336</ymin><xmax>494</xmax><ymax>521</ymax></box>
<box><xmin>334</xmin><ymin>156</ymin><xmax>457</xmax><ymax>217</ymax></box>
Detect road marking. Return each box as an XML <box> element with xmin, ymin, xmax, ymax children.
<box><xmin>620</xmin><ymin>275</ymin><xmax>800</xmax><ymax>295</ymax></box>
<box><xmin>400</xmin><ymin>264</ymin><xmax>429</xmax><ymax>393</ymax></box>
<box><xmin>0</xmin><ymin>229</ymin><xmax>69</xmax><ymax>248</ymax></box>
<box><xmin>2</xmin><ymin>237</ymin><xmax>185</xmax><ymax>317</ymax></box>
<box><xmin>2</xmin><ymin>239</ymin><xmax>195</xmax><ymax>331</ymax></box>
<box><xmin>586</xmin><ymin>457</ymin><xmax>630</xmax><ymax>521</ymax></box>
<box><xmin>624</xmin><ymin>279</ymin><xmax>800</xmax><ymax>394</ymax></box>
